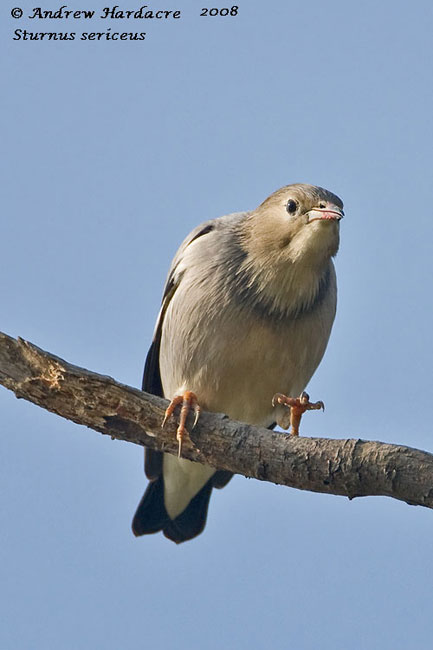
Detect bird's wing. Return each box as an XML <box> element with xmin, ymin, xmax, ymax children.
<box><xmin>141</xmin><ymin>218</ymin><xmax>219</xmax><ymax>396</ymax></box>
<box><xmin>142</xmin><ymin>216</ymin><xmax>240</xmax><ymax>479</ymax></box>
<box><xmin>142</xmin><ymin>211</ymin><xmax>248</xmax><ymax>399</ymax></box>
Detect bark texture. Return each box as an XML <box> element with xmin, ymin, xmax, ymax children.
<box><xmin>1</xmin><ymin>330</ymin><xmax>433</xmax><ymax>509</ymax></box>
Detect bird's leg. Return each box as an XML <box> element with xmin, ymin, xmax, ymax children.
<box><xmin>272</xmin><ymin>391</ymin><xmax>324</xmax><ymax>436</ymax></box>
<box><xmin>162</xmin><ymin>391</ymin><xmax>201</xmax><ymax>458</ymax></box>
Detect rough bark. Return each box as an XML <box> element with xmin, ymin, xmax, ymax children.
<box><xmin>1</xmin><ymin>330</ymin><xmax>432</xmax><ymax>509</ymax></box>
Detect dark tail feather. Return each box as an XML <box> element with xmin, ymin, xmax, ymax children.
<box><xmin>132</xmin><ymin>476</ymin><xmax>169</xmax><ymax>536</ymax></box>
<box><xmin>212</xmin><ymin>469</ymin><xmax>233</xmax><ymax>489</ymax></box>
<box><xmin>163</xmin><ymin>480</ymin><xmax>213</xmax><ymax>544</ymax></box>
<box><xmin>132</xmin><ymin>476</ymin><xmax>214</xmax><ymax>544</ymax></box>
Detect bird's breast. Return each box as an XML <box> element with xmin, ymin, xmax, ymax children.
<box><xmin>160</xmin><ymin>286</ymin><xmax>335</xmax><ymax>427</ymax></box>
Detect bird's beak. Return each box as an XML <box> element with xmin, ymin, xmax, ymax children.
<box><xmin>307</xmin><ymin>205</ymin><xmax>344</xmax><ymax>223</ymax></box>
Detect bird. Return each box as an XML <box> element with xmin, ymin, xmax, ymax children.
<box><xmin>132</xmin><ymin>183</ymin><xmax>344</xmax><ymax>543</ymax></box>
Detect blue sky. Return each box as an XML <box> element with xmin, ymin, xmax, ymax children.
<box><xmin>1</xmin><ymin>1</ymin><xmax>433</xmax><ymax>648</ymax></box>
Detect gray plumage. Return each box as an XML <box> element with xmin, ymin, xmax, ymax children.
<box><xmin>132</xmin><ymin>183</ymin><xmax>343</xmax><ymax>543</ymax></box>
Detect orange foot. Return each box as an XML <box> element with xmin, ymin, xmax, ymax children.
<box><xmin>162</xmin><ymin>390</ymin><xmax>201</xmax><ymax>458</ymax></box>
<box><xmin>272</xmin><ymin>391</ymin><xmax>324</xmax><ymax>436</ymax></box>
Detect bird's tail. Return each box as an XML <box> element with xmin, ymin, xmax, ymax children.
<box><xmin>132</xmin><ymin>476</ymin><xmax>169</xmax><ymax>536</ymax></box>
<box><xmin>131</xmin><ymin>476</ymin><xmax>214</xmax><ymax>544</ymax></box>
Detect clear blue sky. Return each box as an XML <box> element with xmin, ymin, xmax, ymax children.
<box><xmin>1</xmin><ymin>1</ymin><xmax>433</xmax><ymax>648</ymax></box>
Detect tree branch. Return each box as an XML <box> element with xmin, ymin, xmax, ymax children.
<box><xmin>1</xmin><ymin>330</ymin><xmax>432</xmax><ymax>509</ymax></box>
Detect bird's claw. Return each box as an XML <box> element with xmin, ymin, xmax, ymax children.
<box><xmin>272</xmin><ymin>390</ymin><xmax>325</xmax><ymax>436</ymax></box>
<box><xmin>162</xmin><ymin>391</ymin><xmax>201</xmax><ymax>458</ymax></box>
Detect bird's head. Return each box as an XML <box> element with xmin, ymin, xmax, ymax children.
<box><xmin>245</xmin><ymin>183</ymin><xmax>344</xmax><ymax>267</ymax></box>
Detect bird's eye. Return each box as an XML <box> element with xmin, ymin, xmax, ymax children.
<box><xmin>286</xmin><ymin>199</ymin><xmax>298</xmax><ymax>214</ymax></box>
